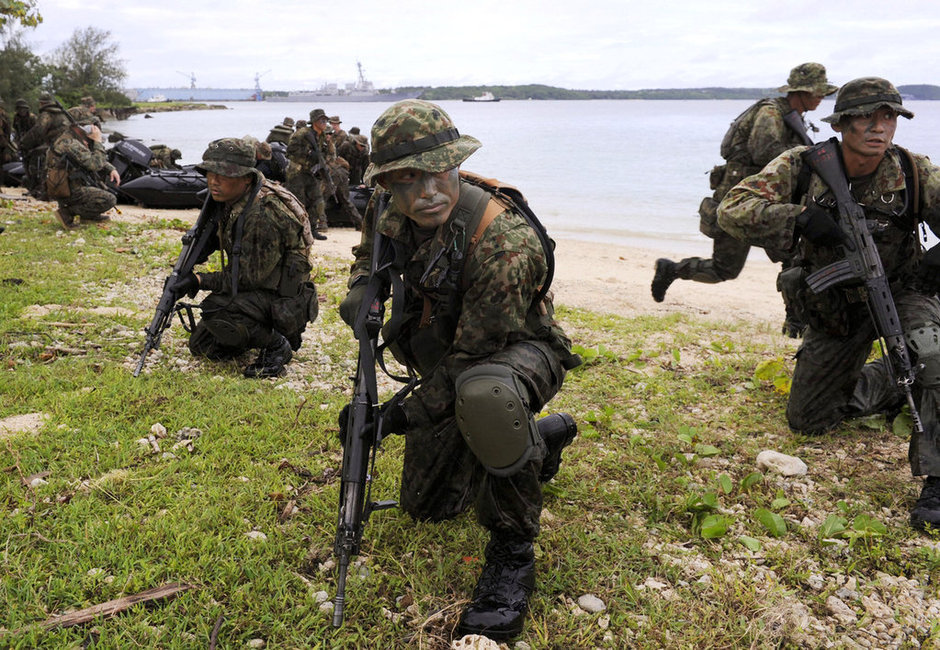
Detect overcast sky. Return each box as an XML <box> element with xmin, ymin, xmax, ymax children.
<box><xmin>18</xmin><ymin>0</ymin><xmax>940</xmax><ymax>92</ymax></box>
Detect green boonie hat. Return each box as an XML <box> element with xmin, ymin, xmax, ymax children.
<box><xmin>38</xmin><ymin>92</ymin><xmax>54</xmax><ymax>107</ymax></box>
<box><xmin>282</xmin><ymin>117</ymin><xmax>294</xmax><ymax>127</ymax></box>
<box><xmin>329</xmin><ymin>115</ymin><xmax>341</xmax><ymax>123</ymax></box>
<box><xmin>821</xmin><ymin>76</ymin><xmax>914</xmax><ymax>124</ymax></box>
<box><xmin>68</xmin><ymin>106</ymin><xmax>99</xmax><ymax>126</ymax></box>
<box><xmin>777</xmin><ymin>62</ymin><xmax>838</xmax><ymax>96</ymax></box>
<box><xmin>364</xmin><ymin>99</ymin><xmax>481</xmax><ymax>185</ymax></box>
<box><xmin>309</xmin><ymin>108</ymin><xmax>327</xmax><ymax>122</ymax></box>
<box><xmin>195</xmin><ymin>137</ymin><xmax>258</xmax><ymax>177</ymax></box>
<box><xmin>15</xmin><ymin>98</ymin><xmax>29</xmax><ymax>109</ymax></box>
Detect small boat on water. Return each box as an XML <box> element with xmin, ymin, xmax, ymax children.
<box><xmin>463</xmin><ymin>91</ymin><xmax>501</xmax><ymax>103</ymax></box>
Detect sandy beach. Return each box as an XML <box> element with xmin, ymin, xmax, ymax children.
<box><xmin>2</xmin><ymin>189</ymin><xmax>784</xmax><ymax>326</ymax></box>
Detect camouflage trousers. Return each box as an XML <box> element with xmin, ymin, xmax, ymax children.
<box><xmin>787</xmin><ymin>289</ymin><xmax>940</xmax><ymax>476</ymax></box>
<box><xmin>285</xmin><ymin>168</ymin><xmax>327</xmax><ymax>232</ymax></box>
<box><xmin>675</xmin><ymin>228</ymin><xmax>750</xmax><ymax>283</ymax></box>
<box><xmin>399</xmin><ymin>341</ymin><xmax>566</xmax><ymax>541</ymax></box>
<box><xmin>187</xmin><ymin>291</ymin><xmax>280</xmax><ymax>359</ymax></box>
<box><xmin>60</xmin><ymin>185</ymin><xmax>116</xmax><ymax>220</ymax></box>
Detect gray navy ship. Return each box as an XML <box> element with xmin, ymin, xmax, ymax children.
<box><xmin>268</xmin><ymin>62</ymin><xmax>419</xmax><ymax>103</ymax></box>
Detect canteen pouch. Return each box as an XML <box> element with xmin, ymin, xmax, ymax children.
<box><xmin>46</xmin><ymin>166</ymin><xmax>70</xmax><ymax>199</ymax></box>
<box><xmin>709</xmin><ymin>164</ymin><xmax>726</xmax><ymax>191</ymax></box>
<box><xmin>698</xmin><ymin>196</ymin><xmax>720</xmax><ymax>238</ymax></box>
<box><xmin>776</xmin><ymin>266</ymin><xmax>807</xmax><ymax>329</ymax></box>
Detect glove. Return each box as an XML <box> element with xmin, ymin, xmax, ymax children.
<box><xmin>339</xmin><ymin>279</ymin><xmax>368</xmax><ymax>328</ymax></box>
<box><xmin>336</xmin><ymin>402</ymin><xmax>407</xmax><ymax>446</ymax></box>
<box><xmin>170</xmin><ymin>272</ymin><xmax>199</xmax><ymax>299</ymax></box>
<box><xmin>795</xmin><ymin>205</ymin><xmax>844</xmax><ymax>247</ymax></box>
<box><xmin>917</xmin><ymin>243</ymin><xmax>940</xmax><ymax>290</ymax></box>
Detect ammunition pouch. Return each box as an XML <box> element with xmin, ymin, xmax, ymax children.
<box><xmin>776</xmin><ymin>266</ymin><xmax>806</xmax><ymax>328</ymax></box>
<box><xmin>698</xmin><ymin>196</ymin><xmax>720</xmax><ymax>238</ymax></box>
<box><xmin>709</xmin><ymin>164</ymin><xmax>726</xmax><ymax>191</ymax></box>
<box><xmin>46</xmin><ymin>165</ymin><xmax>70</xmax><ymax>199</ymax></box>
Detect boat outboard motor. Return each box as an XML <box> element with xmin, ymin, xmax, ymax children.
<box><xmin>108</xmin><ymin>139</ymin><xmax>154</xmax><ymax>179</ymax></box>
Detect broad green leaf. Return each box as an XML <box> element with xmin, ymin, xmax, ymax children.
<box><xmin>738</xmin><ymin>535</ymin><xmax>761</xmax><ymax>552</ymax></box>
<box><xmin>740</xmin><ymin>471</ymin><xmax>763</xmax><ymax>491</ymax></box>
<box><xmin>772</xmin><ymin>375</ymin><xmax>791</xmax><ymax>395</ymax></box>
<box><xmin>754</xmin><ymin>508</ymin><xmax>787</xmax><ymax>537</ymax></box>
<box><xmin>754</xmin><ymin>358</ymin><xmax>784</xmax><ymax>381</ymax></box>
<box><xmin>770</xmin><ymin>497</ymin><xmax>790</xmax><ymax>510</ymax></box>
<box><xmin>694</xmin><ymin>444</ymin><xmax>720</xmax><ymax>457</ymax></box>
<box><xmin>819</xmin><ymin>515</ymin><xmax>847</xmax><ymax>538</ymax></box>
<box><xmin>851</xmin><ymin>514</ymin><xmax>887</xmax><ymax>536</ymax></box>
<box><xmin>699</xmin><ymin>514</ymin><xmax>729</xmax><ymax>539</ymax></box>
<box><xmin>717</xmin><ymin>474</ymin><xmax>733</xmax><ymax>494</ymax></box>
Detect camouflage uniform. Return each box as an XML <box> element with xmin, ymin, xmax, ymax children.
<box><xmin>338</xmin><ymin>134</ymin><xmax>370</xmax><ymax>186</ymax></box>
<box><xmin>148</xmin><ymin>144</ymin><xmax>182</xmax><ymax>170</ymax></box>
<box><xmin>718</xmin><ymin>78</ymin><xmax>940</xmax><ymax>487</ymax></box>
<box><xmin>265</xmin><ymin>117</ymin><xmax>295</xmax><ymax>145</ymax></box>
<box><xmin>652</xmin><ymin>63</ymin><xmax>838</xmax><ymax>312</ymax></box>
<box><xmin>285</xmin><ymin>109</ymin><xmax>334</xmax><ymax>234</ymax></box>
<box><xmin>0</xmin><ymin>102</ymin><xmax>14</xmax><ymax>165</ymax></box>
<box><xmin>12</xmin><ymin>100</ymin><xmax>37</xmax><ymax>145</ymax></box>
<box><xmin>342</xmin><ymin>100</ymin><xmax>578</xmax><ymax>640</ymax></box>
<box><xmin>187</xmin><ymin>138</ymin><xmax>318</xmax><ymax>370</ymax></box>
<box><xmin>46</xmin><ymin>116</ymin><xmax>117</xmax><ymax>222</ymax></box>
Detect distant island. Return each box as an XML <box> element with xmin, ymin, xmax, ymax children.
<box><xmin>352</xmin><ymin>83</ymin><xmax>940</xmax><ymax>101</ymax></box>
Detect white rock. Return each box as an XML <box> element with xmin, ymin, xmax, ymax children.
<box><xmin>245</xmin><ymin>530</ymin><xmax>267</xmax><ymax>541</ymax></box>
<box><xmin>756</xmin><ymin>450</ymin><xmax>808</xmax><ymax>476</ymax></box>
<box><xmin>314</xmin><ymin>590</ymin><xmax>329</xmax><ymax>603</ymax></box>
<box><xmin>451</xmin><ymin>635</ymin><xmax>503</xmax><ymax>649</ymax></box>
<box><xmin>826</xmin><ymin>595</ymin><xmax>857</xmax><ymax>625</ymax></box>
<box><xmin>318</xmin><ymin>601</ymin><xmax>334</xmax><ymax>613</ymax></box>
<box><xmin>29</xmin><ymin>477</ymin><xmax>48</xmax><ymax>488</ymax></box>
<box><xmin>246</xmin><ymin>640</ymin><xmax>265</xmax><ymax>649</ymax></box>
<box><xmin>577</xmin><ymin>594</ymin><xmax>607</xmax><ymax>613</ymax></box>
<box><xmin>150</xmin><ymin>422</ymin><xmax>167</xmax><ymax>438</ymax></box>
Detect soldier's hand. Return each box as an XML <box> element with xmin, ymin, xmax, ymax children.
<box><xmin>170</xmin><ymin>272</ymin><xmax>200</xmax><ymax>299</ymax></box>
<box><xmin>339</xmin><ymin>279</ymin><xmax>367</xmax><ymax>328</ymax></box>
<box><xmin>379</xmin><ymin>402</ymin><xmax>408</xmax><ymax>436</ymax></box>
<box><xmin>917</xmin><ymin>243</ymin><xmax>940</xmax><ymax>291</ymax></box>
<box><xmin>796</xmin><ymin>205</ymin><xmax>844</xmax><ymax>247</ymax></box>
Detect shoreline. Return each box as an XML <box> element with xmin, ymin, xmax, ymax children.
<box><xmin>1</xmin><ymin>189</ymin><xmax>785</xmax><ymax>326</ymax></box>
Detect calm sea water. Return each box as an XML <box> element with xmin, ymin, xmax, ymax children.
<box><xmin>107</xmin><ymin>99</ymin><xmax>940</xmax><ymax>254</ymax></box>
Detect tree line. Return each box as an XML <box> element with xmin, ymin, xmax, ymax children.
<box><xmin>1</xmin><ymin>3</ymin><xmax>129</xmax><ymax>110</ymax></box>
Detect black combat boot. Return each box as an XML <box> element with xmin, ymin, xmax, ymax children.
<box><xmin>457</xmin><ymin>534</ymin><xmax>535</xmax><ymax>640</ymax></box>
<box><xmin>537</xmin><ymin>413</ymin><xmax>577</xmax><ymax>482</ymax></box>
<box><xmin>911</xmin><ymin>476</ymin><xmax>940</xmax><ymax>532</ymax></box>
<box><xmin>243</xmin><ymin>332</ymin><xmax>293</xmax><ymax>378</ymax></box>
<box><xmin>651</xmin><ymin>258</ymin><xmax>677</xmax><ymax>302</ymax></box>
<box><xmin>55</xmin><ymin>206</ymin><xmax>75</xmax><ymax>230</ymax></box>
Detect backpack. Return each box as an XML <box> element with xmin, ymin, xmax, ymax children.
<box><xmin>719</xmin><ymin>98</ymin><xmax>777</xmax><ymax>162</ymax></box>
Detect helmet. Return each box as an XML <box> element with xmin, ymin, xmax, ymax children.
<box><xmin>777</xmin><ymin>62</ymin><xmax>838</xmax><ymax>96</ymax></box>
<box><xmin>364</xmin><ymin>99</ymin><xmax>480</xmax><ymax>184</ymax></box>
<box><xmin>821</xmin><ymin>77</ymin><xmax>914</xmax><ymax>124</ymax></box>
<box><xmin>195</xmin><ymin>137</ymin><xmax>258</xmax><ymax>177</ymax></box>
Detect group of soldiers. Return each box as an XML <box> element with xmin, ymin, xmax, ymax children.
<box><xmin>652</xmin><ymin>64</ymin><xmax>940</xmax><ymax>537</ymax></box>
<box><xmin>260</xmin><ymin>109</ymin><xmax>370</xmax><ymax>238</ymax></box>
<box><xmin>0</xmin><ymin>93</ymin><xmax>121</xmax><ymax>228</ymax></box>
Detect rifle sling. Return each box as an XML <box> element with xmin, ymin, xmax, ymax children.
<box><xmin>227</xmin><ymin>179</ymin><xmax>262</xmax><ymax>297</ymax></box>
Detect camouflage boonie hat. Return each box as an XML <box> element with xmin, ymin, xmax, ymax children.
<box><xmin>777</xmin><ymin>62</ymin><xmax>838</xmax><ymax>96</ymax></box>
<box><xmin>38</xmin><ymin>92</ymin><xmax>54</xmax><ymax>107</ymax></box>
<box><xmin>821</xmin><ymin>77</ymin><xmax>914</xmax><ymax>124</ymax></box>
<box><xmin>282</xmin><ymin>117</ymin><xmax>294</xmax><ymax>127</ymax></box>
<box><xmin>295</xmin><ymin>120</ymin><xmax>307</xmax><ymax>129</ymax></box>
<box><xmin>80</xmin><ymin>96</ymin><xmax>96</xmax><ymax>108</ymax></box>
<box><xmin>68</xmin><ymin>106</ymin><xmax>99</xmax><ymax>126</ymax></box>
<box><xmin>15</xmin><ymin>98</ymin><xmax>29</xmax><ymax>109</ymax></box>
<box><xmin>309</xmin><ymin>108</ymin><xmax>327</xmax><ymax>122</ymax></box>
<box><xmin>365</xmin><ymin>99</ymin><xmax>481</xmax><ymax>184</ymax></box>
<box><xmin>329</xmin><ymin>115</ymin><xmax>341</xmax><ymax>124</ymax></box>
<box><xmin>195</xmin><ymin>137</ymin><xmax>258</xmax><ymax>177</ymax></box>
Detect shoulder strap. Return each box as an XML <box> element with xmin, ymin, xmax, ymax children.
<box><xmin>895</xmin><ymin>145</ymin><xmax>920</xmax><ymax>223</ymax></box>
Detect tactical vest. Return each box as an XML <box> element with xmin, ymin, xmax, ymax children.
<box><xmin>378</xmin><ymin>173</ymin><xmax>577</xmax><ymax>375</ymax></box>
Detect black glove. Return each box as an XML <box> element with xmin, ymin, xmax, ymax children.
<box><xmin>795</xmin><ymin>205</ymin><xmax>844</xmax><ymax>247</ymax></box>
<box><xmin>170</xmin><ymin>272</ymin><xmax>199</xmax><ymax>299</ymax></box>
<box><xmin>339</xmin><ymin>279</ymin><xmax>368</xmax><ymax>328</ymax></box>
<box><xmin>917</xmin><ymin>243</ymin><xmax>940</xmax><ymax>290</ymax></box>
<box><xmin>336</xmin><ymin>402</ymin><xmax>407</xmax><ymax>446</ymax></box>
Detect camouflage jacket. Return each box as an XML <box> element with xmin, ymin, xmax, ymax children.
<box><xmin>13</xmin><ymin>110</ymin><xmax>37</xmax><ymax>142</ymax></box>
<box><xmin>725</xmin><ymin>97</ymin><xmax>809</xmax><ymax>171</ymax></box>
<box><xmin>18</xmin><ymin>106</ymin><xmax>70</xmax><ymax>152</ymax></box>
<box><xmin>198</xmin><ymin>176</ymin><xmax>311</xmax><ymax>296</ymax></box>
<box><xmin>718</xmin><ymin>145</ymin><xmax>940</xmax><ymax>282</ymax></box>
<box><xmin>47</xmin><ymin>129</ymin><xmax>116</xmax><ymax>189</ymax></box>
<box><xmin>0</xmin><ymin>109</ymin><xmax>12</xmax><ymax>159</ymax></box>
<box><xmin>349</xmin><ymin>179</ymin><xmax>573</xmax><ymax>429</ymax></box>
<box><xmin>285</xmin><ymin>127</ymin><xmax>335</xmax><ymax>173</ymax></box>
<box><xmin>338</xmin><ymin>139</ymin><xmax>369</xmax><ymax>185</ymax></box>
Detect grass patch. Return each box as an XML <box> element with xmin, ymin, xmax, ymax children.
<box><xmin>0</xmin><ymin>206</ymin><xmax>938</xmax><ymax>648</ymax></box>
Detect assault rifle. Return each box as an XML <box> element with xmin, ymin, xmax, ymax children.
<box><xmin>133</xmin><ymin>194</ymin><xmax>218</xmax><ymax>376</ymax></box>
<box><xmin>304</xmin><ymin>129</ymin><xmax>337</xmax><ymax>197</ymax></box>
<box><xmin>333</xmin><ymin>193</ymin><xmax>416</xmax><ymax>626</ymax></box>
<box><xmin>782</xmin><ymin>109</ymin><xmax>814</xmax><ymax>146</ymax></box>
<box><xmin>802</xmin><ymin>138</ymin><xmax>924</xmax><ymax>436</ymax></box>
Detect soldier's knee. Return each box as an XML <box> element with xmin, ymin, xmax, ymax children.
<box><xmin>455</xmin><ymin>363</ymin><xmax>539</xmax><ymax>477</ymax></box>
<box><xmin>906</xmin><ymin>323</ymin><xmax>940</xmax><ymax>388</ymax></box>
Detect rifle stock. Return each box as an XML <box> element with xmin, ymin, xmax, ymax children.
<box><xmin>782</xmin><ymin>109</ymin><xmax>814</xmax><ymax>147</ymax></box>
<box><xmin>133</xmin><ymin>195</ymin><xmax>218</xmax><ymax>376</ymax></box>
<box><xmin>801</xmin><ymin>139</ymin><xmax>924</xmax><ymax>435</ymax></box>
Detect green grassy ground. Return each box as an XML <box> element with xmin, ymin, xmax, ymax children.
<box><xmin>0</xmin><ymin>201</ymin><xmax>938</xmax><ymax>649</ymax></box>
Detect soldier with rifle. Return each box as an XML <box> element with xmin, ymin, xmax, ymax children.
<box><xmin>45</xmin><ymin>107</ymin><xmax>121</xmax><ymax>229</ymax></box>
<box><xmin>652</xmin><ymin>63</ymin><xmax>838</xmax><ymax>337</ymax></box>
<box><xmin>718</xmin><ymin>77</ymin><xmax>940</xmax><ymax>532</ymax></box>
<box><xmin>334</xmin><ymin>100</ymin><xmax>580</xmax><ymax>640</ymax></box>
<box><xmin>286</xmin><ymin>107</ymin><xmax>333</xmax><ymax>240</ymax></box>
<box><xmin>137</xmin><ymin>137</ymin><xmax>318</xmax><ymax>379</ymax></box>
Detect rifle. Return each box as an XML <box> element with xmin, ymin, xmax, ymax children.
<box><xmin>802</xmin><ymin>138</ymin><xmax>925</xmax><ymax>436</ymax></box>
<box><xmin>304</xmin><ymin>129</ymin><xmax>337</xmax><ymax>197</ymax></box>
<box><xmin>782</xmin><ymin>109</ymin><xmax>814</xmax><ymax>146</ymax></box>
<box><xmin>133</xmin><ymin>194</ymin><xmax>219</xmax><ymax>376</ymax></box>
<box><xmin>333</xmin><ymin>193</ymin><xmax>415</xmax><ymax>626</ymax></box>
